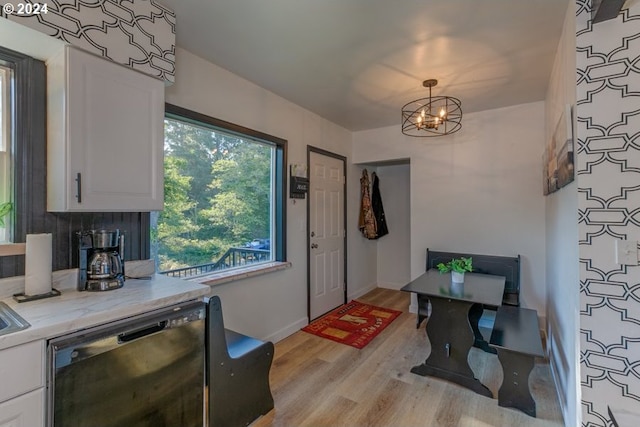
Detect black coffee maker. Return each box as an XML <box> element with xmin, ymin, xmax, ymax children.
<box><xmin>78</xmin><ymin>229</ymin><xmax>125</xmax><ymax>291</ymax></box>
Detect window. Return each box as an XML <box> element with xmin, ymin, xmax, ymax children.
<box><xmin>152</xmin><ymin>104</ymin><xmax>286</xmax><ymax>278</ymax></box>
<box><xmin>0</xmin><ymin>61</ymin><xmax>11</xmax><ymax>242</ymax></box>
<box><xmin>0</xmin><ymin>47</ymin><xmax>46</xmax><ymax>248</ymax></box>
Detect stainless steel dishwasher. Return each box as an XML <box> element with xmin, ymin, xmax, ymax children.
<box><xmin>47</xmin><ymin>300</ymin><xmax>206</xmax><ymax>427</ymax></box>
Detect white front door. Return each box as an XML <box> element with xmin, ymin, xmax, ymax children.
<box><xmin>309</xmin><ymin>150</ymin><xmax>346</xmax><ymax>320</ymax></box>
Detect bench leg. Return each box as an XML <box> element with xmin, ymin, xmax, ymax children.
<box><xmin>495</xmin><ymin>349</ymin><xmax>537</xmax><ymax>417</ymax></box>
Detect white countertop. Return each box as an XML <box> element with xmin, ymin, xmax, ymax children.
<box><xmin>0</xmin><ymin>274</ymin><xmax>211</xmax><ymax>350</ymax></box>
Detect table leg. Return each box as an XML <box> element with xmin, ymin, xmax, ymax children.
<box><xmin>416</xmin><ymin>294</ymin><xmax>429</xmax><ymax>328</ymax></box>
<box><xmin>469</xmin><ymin>303</ymin><xmax>497</xmax><ymax>354</ymax></box>
<box><xmin>411</xmin><ymin>297</ymin><xmax>493</xmax><ymax>398</ymax></box>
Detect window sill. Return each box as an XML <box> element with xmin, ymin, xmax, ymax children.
<box><xmin>188</xmin><ymin>261</ymin><xmax>292</xmax><ymax>287</ymax></box>
<box><xmin>0</xmin><ymin>243</ymin><xmax>26</xmax><ymax>256</ymax></box>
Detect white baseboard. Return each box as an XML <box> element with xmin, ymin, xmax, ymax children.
<box><xmin>408</xmin><ymin>302</ymin><xmax>418</xmax><ymax>314</ymax></box>
<box><xmin>264</xmin><ymin>317</ymin><xmax>308</xmax><ymax>344</ymax></box>
<box><xmin>377</xmin><ymin>281</ymin><xmax>408</xmax><ymax>291</ymax></box>
<box><xmin>348</xmin><ymin>282</ymin><xmax>377</xmax><ymax>300</ymax></box>
<box><xmin>548</xmin><ymin>333</ymin><xmax>572</xmax><ymax>427</ymax></box>
<box><xmin>550</xmin><ymin>351</ymin><xmax>571</xmax><ymax>426</ymax></box>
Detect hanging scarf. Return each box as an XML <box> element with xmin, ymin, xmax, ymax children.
<box><xmin>358</xmin><ymin>169</ymin><xmax>377</xmax><ymax>239</ymax></box>
<box><xmin>371</xmin><ymin>172</ymin><xmax>388</xmax><ymax>239</ymax></box>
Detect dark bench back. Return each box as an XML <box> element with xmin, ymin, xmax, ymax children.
<box><xmin>426</xmin><ymin>249</ymin><xmax>521</xmax><ymax>306</ymax></box>
<box><xmin>207</xmin><ymin>295</ymin><xmax>275</xmax><ymax>427</ymax></box>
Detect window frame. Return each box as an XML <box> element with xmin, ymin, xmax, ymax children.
<box><xmin>0</xmin><ymin>62</ymin><xmax>11</xmax><ymax>242</ymax></box>
<box><xmin>0</xmin><ymin>46</ymin><xmax>46</xmax><ymax>245</ymax></box>
<box><xmin>159</xmin><ymin>103</ymin><xmax>287</xmax><ymax>274</ymax></box>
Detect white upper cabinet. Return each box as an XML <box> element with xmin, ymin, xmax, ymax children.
<box><xmin>47</xmin><ymin>46</ymin><xmax>164</xmax><ymax>212</ymax></box>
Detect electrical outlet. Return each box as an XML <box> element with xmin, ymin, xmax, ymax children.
<box><xmin>615</xmin><ymin>240</ymin><xmax>639</xmax><ymax>265</ymax></box>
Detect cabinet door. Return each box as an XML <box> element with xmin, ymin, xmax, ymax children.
<box><xmin>65</xmin><ymin>48</ymin><xmax>164</xmax><ymax>211</ymax></box>
<box><xmin>0</xmin><ymin>389</ymin><xmax>44</xmax><ymax>427</ymax></box>
<box><xmin>0</xmin><ymin>341</ymin><xmax>44</xmax><ymax>402</ymax></box>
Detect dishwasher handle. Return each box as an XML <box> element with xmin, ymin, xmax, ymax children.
<box><xmin>54</xmin><ymin>320</ymin><xmax>171</xmax><ymax>368</ymax></box>
<box><xmin>118</xmin><ymin>321</ymin><xmax>167</xmax><ymax>343</ymax></box>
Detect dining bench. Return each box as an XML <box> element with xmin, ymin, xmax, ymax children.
<box><xmin>489</xmin><ymin>305</ymin><xmax>544</xmax><ymax>417</ymax></box>
<box><xmin>207</xmin><ymin>295</ymin><xmax>275</xmax><ymax>427</ymax></box>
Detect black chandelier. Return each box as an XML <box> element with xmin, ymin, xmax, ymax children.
<box><xmin>401</xmin><ymin>79</ymin><xmax>462</xmax><ymax>137</ymax></box>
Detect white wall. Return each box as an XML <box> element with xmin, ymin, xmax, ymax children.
<box><xmin>544</xmin><ymin>2</ymin><xmax>579</xmax><ymax>426</ymax></box>
<box><xmin>353</xmin><ymin>103</ymin><xmax>547</xmax><ymax>315</ymax></box>
<box><xmin>166</xmin><ymin>48</ymin><xmax>376</xmax><ymax>342</ymax></box>
<box><xmin>375</xmin><ymin>164</ymin><xmax>411</xmax><ymax>290</ymax></box>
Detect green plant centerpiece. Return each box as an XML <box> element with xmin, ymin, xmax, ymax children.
<box><xmin>436</xmin><ymin>256</ymin><xmax>473</xmax><ymax>283</ymax></box>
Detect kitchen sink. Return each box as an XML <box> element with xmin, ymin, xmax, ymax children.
<box><xmin>0</xmin><ymin>302</ymin><xmax>30</xmax><ymax>336</ymax></box>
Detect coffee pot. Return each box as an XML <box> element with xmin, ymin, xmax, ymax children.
<box><xmin>78</xmin><ymin>229</ymin><xmax>125</xmax><ymax>291</ymax></box>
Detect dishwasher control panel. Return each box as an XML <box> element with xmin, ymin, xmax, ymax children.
<box><xmin>168</xmin><ymin>306</ymin><xmax>205</xmax><ymax>328</ymax></box>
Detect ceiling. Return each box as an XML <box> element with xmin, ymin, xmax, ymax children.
<box><xmin>159</xmin><ymin>0</ymin><xmax>570</xmax><ymax>132</ymax></box>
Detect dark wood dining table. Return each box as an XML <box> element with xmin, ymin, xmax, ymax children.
<box><xmin>401</xmin><ymin>269</ymin><xmax>505</xmax><ymax>397</ymax></box>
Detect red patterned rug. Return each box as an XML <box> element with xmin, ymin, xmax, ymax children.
<box><xmin>302</xmin><ymin>300</ymin><xmax>402</xmax><ymax>349</ymax></box>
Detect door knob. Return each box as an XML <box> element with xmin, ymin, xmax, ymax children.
<box><xmin>311</xmin><ymin>243</ymin><xmax>318</xmax><ymax>249</ymax></box>
<box><xmin>311</xmin><ymin>231</ymin><xmax>315</xmax><ymax>237</ymax></box>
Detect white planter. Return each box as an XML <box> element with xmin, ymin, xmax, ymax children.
<box><xmin>450</xmin><ymin>281</ymin><xmax>464</xmax><ymax>296</ymax></box>
<box><xmin>451</xmin><ymin>271</ymin><xmax>465</xmax><ymax>283</ymax></box>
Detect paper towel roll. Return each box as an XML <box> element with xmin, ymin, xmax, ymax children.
<box><xmin>25</xmin><ymin>233</ymin><xmax>52</xmax><ymax>296</ymax></box>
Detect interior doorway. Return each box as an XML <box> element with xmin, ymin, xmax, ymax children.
<box><xmin>307</xmin><ymin>147</ymin><xmax>347</xmax><ymax>320</ymax></box>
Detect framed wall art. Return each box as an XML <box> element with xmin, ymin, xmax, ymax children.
<box><xmin>543</xmin><ymin>104</ymin><xmax>574</xmax><ymax>195</ymax></box>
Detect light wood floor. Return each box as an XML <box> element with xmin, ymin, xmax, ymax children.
<box><xmin>253</xmin><ymin>288</ymin><xmax>565</xmax><ymax>427</ymax></box>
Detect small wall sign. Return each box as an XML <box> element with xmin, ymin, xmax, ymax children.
<box><xmin>289</xmin><ymin>164</ymin><xmax>308</xmax><ymax>199</ymax></box>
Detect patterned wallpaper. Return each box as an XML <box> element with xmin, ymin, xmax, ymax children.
<box><xmin>576</xmin><ymin>0</ymin><xmax>640</xmax><ymax>424</ymax></box>
<box><xmin>0</xmin><ymin>0</ymin><xmax>175</xmax><ymax>82</ymax></box>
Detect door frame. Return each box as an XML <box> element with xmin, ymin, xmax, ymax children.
<box><xmin>306</xmin><ymin>146</ymin><xmax>348</xmax><ymax>320</ymax></box>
